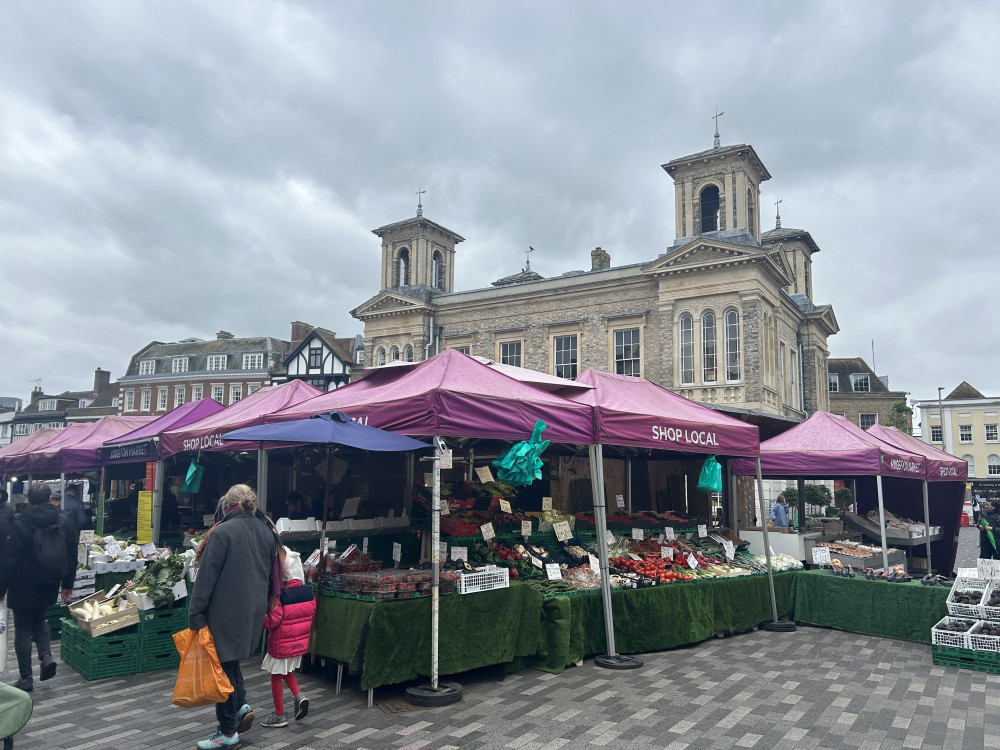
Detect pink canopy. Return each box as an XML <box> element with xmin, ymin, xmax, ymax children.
<box><xmin>563</xmin><ymin>369</ymin><xmax>760</xmax><ymax>457</ymax></box>
<box><xmin>867</xmin><ymin>424</ymin><xmax>969</xmax><ymax>482</ymax></box>
<box><xmin>27</xmin><ymin>416</ymin><xmax>157</xmax><ymax>475</ymax></box>
<box><xmin>731</xmin><ymin>411</ymin><xmax>926</xmax><ymax>478</ymax></box>
<box><xmin>100</xmin><ymin>398</ymin><xmax>227</xmax><ymax>464</ymax></box>
<box><xmin>267</xmin><ymin>349</ymin><xmax>595</xmax><ymax>444</ymax></box>
<box><xmin>159</xmin><ymin>380</ymin><xmax>324</xmax><ymax>457</ymax></box>
<box><xmin>0</xmin><ymin>426</ymin><xmax>81</xmax><ymax>475</ymax></box>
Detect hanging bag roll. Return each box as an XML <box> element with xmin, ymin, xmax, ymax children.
<box><xmin>171</xmin><ymin>627</ymin><xmax>234</xmax><ymax>708</ymax></box>
<box><xmin>697</xmin><ymin>455</ymin><xmax>723</xmax><ymax>493</ymax></box>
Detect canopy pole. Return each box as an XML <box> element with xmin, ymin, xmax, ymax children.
<box><xmin>590</xmin><ymin>443</ymin><xmax>642</xmax><ymax>670</ymax></box>
<box><xmin>626</xmin><ymin>456</ymin><xmax>632</xmax><ymax>514</ymax></box>
<box><xmin>257</xmin><ymin>449</ymin><xmax>269</xmax><ymax>515</ymax></box>
<box><xmin>60</xmin><ymin>473</ymin><xmax>66</xmax><ymax>511</ymax></box>
<box><xmin>756</xmin><ymin>458</ymin><xmax>794</xmax><ymax>632</ymax></box>
<box><xmin>876</xmin><ymin>474</ymin><xmax>890</xmax><ymax>571</ymax></box>
<box><xmin>923</xmin><ymin>480</ymin><xmax>932</xmax><ymax>573</ymax></box>
<box><xmin>152</xmin><ymin>459</ymin><xmax>164</xmax><ymax>545</ymax></box>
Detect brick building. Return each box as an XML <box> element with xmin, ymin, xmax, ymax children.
<box><xmin>353</xmin><ymin>137</ymin><xmax>839</xmax><ymax>419</ymax></box>
<box><xmin>827</xmin><ymin>357</ymin><xmax>911</xmax><ymax>431</ymax></box>
<box><xmin>10</xmin><ymin>369</ymin><xmax>115</xmax><ymax>439</ymax></box>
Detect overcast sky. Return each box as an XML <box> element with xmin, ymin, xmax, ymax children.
<box><xmin>1</xmin><ymin>1</ymin><xmax>997</xmax><ymax>412</ymax></box>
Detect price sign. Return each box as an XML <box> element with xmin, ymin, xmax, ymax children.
<box><xmin>628</xmin><ymin>552</ymin><xmax>642</xmax><ymax>561</ymax></box>
<box><xmin>531</xmin><ymin>555</ymin><xmax>543</xmax><ymax>569</ymax></box>
<box><xmin>322</xmin><ymin>539</ymin><xmax>330</xmax><ymax>556</ymax></box>
<box><xmin>811</xmin><ymin>547</ymin><xmax>832</xmax><ymax>565</ymax></box>
<box><xmin>697</xmin><ymin>524</ymin><xmax>708</xmax><ymax>538</ymax></box>
<box><xmin>80</xmin><ymin>530</ymin><xmax>95</xmax><ymax>545</ymax></box>
<box><xmin>958</xmin><ymin>567</ymin><xmax>979</xmax><ymax>578</ymax></box>
<box><xmin>160</xmin><ymin>548</ymin><xmax>171</xmax><ymax>558</ymax></box>
<box><xmin>439</xmin><ymin>541</ymin><xmax>448</xmax><ymax>559</ymax></box>
<box><xmin>438</xmin><ymin>449</ymin><xmax>453</xmax><ymax>469</ymax></box>
<box><xmin>664</xmin><ymin>527</ymin><xmax>675</xmax><ymax>541</ymax></box>
<box><xmin>615</xmin><ymin>494</ymin><xmax>625</xmax><ymax>509</ymax></box>
<box><xmin>553</xmin><ymin>521</ymin><xmax>572</xmax><ymax>542</ymax></box>
<box><xmin>606</xmin><ymin>530</ymin><xmax>616</xmax><ymax>545</ymax></box>
<box><xmin>662</xmin><ymin>546</ymin><xmax>674</xmax><ymax>560</ymax></box>
<box><xmin>424</xmin><ymin>472</ymin><xmax>434</xmax><ymax>487</ymax></box>
<box><xmin>339</xmin><ymin>543</ymin><xmax>357</xmax><ymax>560</ymax></box>
<box><xmin>521</xmin><ymin>520</ymin><xmax>532</xmax><ymax>537</ymax></box>
<box><xmin>545</xmin><ymin>563</ymin><xmax>563</xmax><ymax>581</ymax></box>
<box><xmin>480</xmin><ymin>522</ymin><xmax>495</xmax><ymax>541</ymax></box>
<box><xmin>106</xmin><ymin>584</ymin><xmax>121</xmax><ymax>598</ymax></box>
<box><xmin>78</xmin><ymin>545</ymin><xmax>88</xmax><ymax>566</ymax></box>
<box><xmin>687</xmin><ymin>553</ymin><xmax>699</xmax><ymax>570</ymax></box>
<box><xmin>202</xmin><ymin>514</ymin><xmax>215</xmax><ymax>528</ymax></box>
<box><xmin>978</xmin><ymin>558</ymin><xmax>1000</xmax><ymax>579</ymax></box>
<box><xmin>656</xmin><ymin>534</ymin><xmax>664</xmax><ymax>545</ymax></box>
<box><xmin>588</xmin><ymin>554</ymin><xmax>600</xmax><ymax>575</ymax></box>
<box><xmin>105</xmin><ymin>541</ymin><xmax>122</xmax><ymax>558</ymax></box>
<box><xmin>451</xmin><ymin>546</ymin><xmax>468</xmax><ymax>562</ymax></box>
<box><xmin>542</xmin><ymin>497</ymin><xmax>553</xmax><ymax>512</ymax></box>
<box><xmin>140</xmin><ymin>542</ymin><xmax>157</xmax><ymax>558</ymax></box>
<box><xmin>499</xmin><ymin>499</ymin><xmax>512</xmax><ymax>513</ymax></box>
<box><xmin>440</xmin><ymin>500</ymin><xmax>450</xmax><ymax>515</ymax></box>
<box><xmin>631</xmin><ymin>527</ymin><xmax>644</xmax><ymax>542</ymax></box>
<box><xmin>475</xmin><ymin>466</ymin><xmax>494</xmax><ymax>483</ymax></box>
<box><xmin>362</xmin><ymin>537</ymin><xmax>369</xmax><ymax>555</ymax></box>
<box><xmin>723</xmin><ymin>541</ymin><xmax>735</xmax><ymax>561</ymax></box>
<box><xmin>392</xmin><ymin>542</ymin><xmax>402</xmax><ymax>562</ymax></box>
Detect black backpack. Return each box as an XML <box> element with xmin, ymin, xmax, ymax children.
<box><xmin>34</xmin><ymin>519</ymin><xmax>67</xmax><ymax>582</ymax></box>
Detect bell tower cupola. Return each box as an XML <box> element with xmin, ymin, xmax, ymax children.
<box><xmin>372</xmin><ymin>195</ymin><xmax>465</xmax><ymax>293</ymax></box>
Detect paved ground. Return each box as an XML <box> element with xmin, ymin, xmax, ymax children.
<box><xmin>8</xmin><ymin>527</ymin><xmax>991</xmax><ymax>750</ymax></box>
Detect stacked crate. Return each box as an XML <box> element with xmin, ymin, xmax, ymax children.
<box><xmin>60</xmin><ymin>618</ymin><xmax>139</xmax><ymax>680</ymax></box>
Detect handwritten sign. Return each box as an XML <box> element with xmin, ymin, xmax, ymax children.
<box><xmin>664</xmin><ymin>527</ymin><xmax>675</xmax><ymax>541</ymax></box>
<box><xmin>440</xmin><ymin>500</ymin><xmax>450</xmax><ymax>515</ymax></box>
<box><xmin>475</xmin><ymin>466</ymin><xmax>494</xmax><ymax>483</ymax></box>
<box><xmin>105</xmin><ymin>541</ymin><xmax>122</xmax><ymax>558</ymax></box>
<box><xmin>542</xmin><ymin>497</ymin><xmax>553</xmax><ymax>512</ymax></box>
<box><xmin>588</xmin><ymin>554</ymin><xmax>600</xmax><ymax>575</ymax></box>
<box><xmin>812</xmin><ymin>547</ymin><xmax>832</xmax><ymax>565</ymax></box>
<box><xmin>722</xmin><ymin>541</ymin><xmax>735</xmax><ymax>561</ymax></box>
<box><xmin>439</xmin><ymin>541</ymin><xmax>448</xmax><ymax>559</ymax></box>
<box><xmin>521</xmin><ymin>520</ymin><xmax>532</xmax><ymax>537</ymax></box>
<box><xmin>958</xmin><ymin>567</ymin><xmax>979</xmax><ymax>578</ymax></box>
<box><xmin>480</xmin><ymin>522</ymin><xmax>495</xmax><ymax>541</ymax></box>
<box><xmin>978</xmin><ymin>558</ymin><xmax>1000</xmax><ymax>579</ymax></box>
<box><xmin>661</xmin><ymin>546</ymin><xmax>674</xmax><ymax>560</ymax></box>
<box><xmin>438</xmin><ymin>449</ymin><xmax>453</xmax><ymax>469</ymax></box>
<box><xmin>499</xmin><ymin>499</ymin><xmax>512</xmax><ymax>514</ymax></box>
<box><xmin>697</xmin><ymin>524</ymin><xmax>708</xmax><ymax>538</ymax></box>
<box><xmin>106</xmin><ymin>584</ymin><xmax>121</xmax><ymax>598</ymax></box>
<box><xmin>78</xmin><ymin>545</ymin><xmax>88</xmax><ymax>567</ymax></box>
<box><xmin>553</xmin><ymin>521</ymin><xmax>572</xmax><ymax>542</ymax></box>
<box><xmin>362</xmin><ymin>537</ymin><xmax>369</xmax><ymax>555</ymax></box>
<box><xmin>80</xmin><ymin>530</ymin><xmax>95</xmax><ymax>545</ymax></box>
<box><xmin>424</xmin><ymin>472</ymin><xmax>434</xmax><ymax>487</ymax></box>
<box><xmin>632</xmin><ymin>527</ymin><xmax>644</xmax><ymax>542</ymax></box>
<box><xmin>656</xmin><ymin>534</ymin><xmax>664</xmax><ymax>545</ymax></box>
<box><xmin>531</xmin><ymin>556</ymin><xmax>543</xmax><ymax>569</ymax></box>
<box><xmin>628</xmin><ymin>552</ymin><xmax>642</xmax><ymax>561</ymax></box>
<box><xmin>545</xmin><ymin>563</ymin><xmax>563</xmax><ymax>580</ymax></box>
<box><xmin>203</xmin><ymin>515</ymin><xmax>215</xmax><ymax>528</ymax></box>
<box><xmin>606</xmin><ymin>530</ymin><xmax>616</xmax><ymax>545</ymax></box>
<box><xmin>451</xmin><ymin>546</ymin><xmax>468</xmax><ymax>562</ymax></box>
<box><xmin>339</xmin><ymin>543</ymin><xmax>357</xmax><ymax>561</ymax></box>
<box><xmin>140</xmin><ymin>542</ymin><xmax>157</xmax><ymax>558</ymax></box>
<box><xmin>615</xmin><ymin>494</ymin><xmax>625</xmax><ymax>509</ymax></box>
<box><xmin>392</xmin><ymin>542</ymin><xmax>402</xmax><ymax>562</ymax></box>
<box><xmin>687</xmin><ymin>553</ymin><xmax>699</xmax><ymax>570</ymax></box>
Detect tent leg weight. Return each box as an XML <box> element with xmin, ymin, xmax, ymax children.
<box><xmin>595</xmin><ymin>654</ymin><xmax>643</xmax><ymax>670</ymax></box>
<box><xmin>406</xmin><ymin>682</ymin><xmax>463</xmax><ymax>707</ymax></box>
<box><xmin>762</xmin><ymin>620</ymin><xmax>797</xmax><ymax>632</ymax></box>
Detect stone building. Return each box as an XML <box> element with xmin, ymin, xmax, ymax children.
<box><xmin>353</xmin><ymin>138</ymin><xmax>839</xmax><ymax>419</ymax></box>
<box><xmin>827</xmin><ymin>357</ymin><xmax>911</xmax><ymax>431</ymax></box>
<box><xmin>914</xmin><ymin>382</ymin><xmax>1000</xmax><ymax>489</ymax></box>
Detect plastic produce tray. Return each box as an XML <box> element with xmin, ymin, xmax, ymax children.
<box><xmin>947</xmin><ymin>577</ymin><xmax>989</xmax><ymax>618</ymax></box>
<box><xmin>931</xmin><ymin>616</ymin><xmax>977</xmax><ymax>650</ymax></box>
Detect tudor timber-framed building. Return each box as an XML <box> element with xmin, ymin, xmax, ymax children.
<box><xmin>353</xmin><ymin>139</ymin><xmax>839</xmax><ymax>419</ymax></box>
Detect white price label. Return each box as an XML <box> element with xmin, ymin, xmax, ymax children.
<box><xmin>322</xmin><ymin>539</ymin><xmax>330</xmax><ymax>556</ymax></box>
<box><xmin>628</xmin><ymin>552</ymin><xmax>642</xmax><ymax>561</ymax></box>
<box><xmin>545</xmin><ymin>563</ymin><xmax>563</xmax><ymax>581</ymax></box>
<box><xmin>656</xmin><ymin>534</ymin><xmax>664</xmax><ymax>545</ymax></box>
<box><xmin>438</xmin><ymin>449</ymin><xmax>453</xmax><ymax>469</ymax></box>
<box><xmin>631</xmin><ymin>527</ymin><xmax>644</xmax><ymax>542</ymax></box>
<box><xmin>78</xmin><ymin>545</ymin><xmax>88</xmax><ymax>567</ymax></box>
<box><xmin>588</xmin><ymin>554</ymin><xmax>600</xmax><ymax>575</ymax></box>
<box><xmin>105</xmin><ymin>541</ymin><xmax>122</xmax><ymax>557</ymax></box>
<box><xmin>202</xmin><ymin>514</ymin><xmax>215</xmax><ymax>527</ymax></box>
<box><xmin>424</xmin><ymin>472</ymin><xmax>434</xmax><ymax>487</ymax></box>
<box><xmin>439</xmin><ymin>542</ymin><xmax>448</xmax><ymax>560</ymax></box>
<box><xmin>615</xmin><ymin>494</ymin><xmax>625</xmax><ymax>509</ymax></box>
<box><xmin>106</xmin><ymin>584</ymin><xmax>121</xmax><ymax>598</ymax></box>
<box><xmin>480</xmin><ymin>522</ymin><xmax>495</xmax><ymax>541</ymax></box>
<box><xmin>542</xmin><ymin>497</ymin><xmax>553</xmax><ymax>512</ymax></box>
<box><xmin>662</xmin><ymin>546</ymin><xmax>674</xmax><ymax>560</ymax></box>
<box><xmin>392</xmin><ymin>542</ymin><xmax>402</xmax><ymax>562</ymax></box>
<box><xmin>697</xmin><ymin>524</ymin><xmax>708</xmax><ymax>538</ymax></box>
<box><xmin>339</xmin><ymin>543</ymin><xmax>357</xmax><ymax>560</ymax></box>
<box><xmin>812</xmin><ymin>547</ymin><xmax>832</xmax><ymax>565</ymax></box>
<box><xmin>723</xmin><ymin>541</ymin><xmax>735</xmax><ymax>561</ymax></box>
<box><xmin>451</xmin><ymin>546</ymin><xmax>468</xmax><ymax>562</ymax></box>
<box><xmin>521</xmin><ymin>520</ymin><xmax>532</xmax><ymax>537</ymax></box>
<box><xmin>687</xmin><ymin>553</ymin><xmax>699</xmax><ymax>570</ymax></box>
<box><xmin>958</xmin><ymin>567</ymin><xmax>979</xmax><ymax>578</ymax></box>
<box><xmin>440</xmin><ymin>499</ymin><xmax>450</xmax><ymax>515</ymax></box>
<box><xmin>606</xmin><ymin>530</ymin><xmax>616</xmax><ymax>545</ymax></box>
<box><xmin>531</xmin><ymin>555</ymin><xmax>543</xmax><ymax>569</ymax></box>
<box><xmin>475</xmin><ymin>466</ymin><xmax>494</xmax><ymax>483</ymax></box>
<box><xmin>978</xmin><ymin>558</ymin><xmax>1000</xmax><ymax>579</ymax></box>
<box><xmin>664</xmin><ymin>527</ymin><xmax>675</xmax><ymax>541</ymax></box>
<box><xmin>159</xmin><ymin>548</ymin><xmax>170</xmax><ymax>558</ymax></box>
<box><xmin>499</xmin><ymin>499</ymin><xmax>512</xmax><ymax>514</ymax></box>
<box><xmin>140</xmin><ymin>542</ymin><xmax>157</xmax><ymax>558</ymax></box>
<box><xmin>362</xmin><ymin>537</ymin><xmax>369</xmax><ymax>555</ymax></box>
<box><xmin>553</xmin><ymin>521</ymin><xmax>572</xmax><ymax>542</ymax></box>
<box><xmin>80</xmin><ymin>530</ymin><xmax>95</xmax><ymax>545</ymax></box>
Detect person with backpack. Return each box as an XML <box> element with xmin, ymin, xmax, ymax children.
<box><xmin>0</xmin><ymin>490</ymin><xmax>14</xmax><ymax>560</ymax></box>
<box><xmin>0</xmin><ymin>484</ymin><xmax>78</xmax><ymax>692</ymax></box>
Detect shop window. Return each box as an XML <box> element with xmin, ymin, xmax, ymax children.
<box><xmin>989</xmin><ymin>455</ymin><xmax>1000</xmax><ymax>476</ymax></box>
<box><xmin>614</xmin><ymin>328</ymin><xmax>640</xmax><ymax>377</ymax></box>
<box><xmin>724</xmin><ymin>309</ymin><xmax>741</xmax><ymax>381</ymax></box>
<box><xmin>679</xmin><ymin>314</ymin><xmax>694</xmax><ymax>385</ymax></box>
<box><xmin>964</xmin><ymin>455</ymin><xmax>976</xmax><ymax>477</ymax></box>
<box><xmin>701</xmin><ymin>312</ymin><xmax>716</xmax><ymax>382</ymax></box>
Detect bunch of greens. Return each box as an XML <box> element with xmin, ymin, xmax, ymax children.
<box><xmin>125</xmin><ymin>555</ymin><xmax>187</xmax><ymax>608</ymax></box>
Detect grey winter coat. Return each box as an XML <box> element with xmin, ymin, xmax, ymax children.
<box><xmin>188</xmin><ymin>509</ymin><xmax>276</xmax><ymax>663</ymax></box>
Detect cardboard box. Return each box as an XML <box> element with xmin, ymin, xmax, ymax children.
<box><xmin>125</xmin><ymin>580</ymin><xmax>187</xmax><ymax>611</ymax></box>
<box><xmin>69</xmin><ymin>590</ymin><xmax>140</xmax><ymax>636</ymax></box>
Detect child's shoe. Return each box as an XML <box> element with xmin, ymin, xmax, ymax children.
<box><xmin>260</xmin><ymin>711</ymin><xmax>288</xmax><ymax>728</ymax></box>
<box><xmin>294</xmin><ymin>694</ymin><xmax>310</xmax><ymax>721</ymax></box>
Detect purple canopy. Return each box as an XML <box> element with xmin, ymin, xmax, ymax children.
<box><xmin>0</xmin><ymin>426</ymin><xmax>81</xmax><ymax>475</ymax></box>
<box><xmin>99</xmin><ymin>398</ymin><xmax>226</xmax><ymax>465</ymax></box>
<box><xmin>26</xmin><ymin>416</ymin><xmax>157</xmax><ymax>475</ymax></box>
<box><xmin>731</xmin><ymin>411</ymin><xmax>926</xmax><ymax>478</ymax></box>
<box><xmin>866</xmin><ymin>424</ymin><xmax>969</xmax><ymax>482</ymax></box>
<box><xmin>159</xmin><ymin>380</ymin><xmax>324</xmax><ymax>457</ymax></box>
<box><xmin>564</xmin><ymin>369</ymin><xmax>760</xmax><ymax>457</ymax></box>
<box><xmin>267</xmin><ymin>349</ymin><xmax>595</xmax><ymax>444</ymax></box>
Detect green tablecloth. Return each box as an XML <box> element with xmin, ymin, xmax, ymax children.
<box><xmin>790</xmin><ymin>569</ymin><xmax>949</xmax><ymax>642</ymax></box>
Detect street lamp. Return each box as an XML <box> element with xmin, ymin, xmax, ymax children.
<box><xmin>937</xmin><ymin>387</ymin><xmax>945</xmax><ymax>451</ymax></box>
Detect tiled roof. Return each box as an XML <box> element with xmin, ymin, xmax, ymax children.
<box><xmin>761</xmin><ymin>226</ymin><xmax>821</xmax><ymax>254</ymax></box>
<box><xmin>947</xmin><ymin>381</ymin><xmax>986</xmax><ymax>400</ymax></box>
<box><xmin>492</xmin><ymin>269</ymin><xmax>544</xmax><ymax>286</ymax></box>
<box><xmin>828</xmin><ymin>357</ymin><xmax>902</xmax><ymax>396</ymax></box>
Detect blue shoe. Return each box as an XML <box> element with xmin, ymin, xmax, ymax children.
<box><xmin>196</xmin><ymin>729</ymin><xmax>239</xmax><ymax>749</ymax></box>
<box><xmin>236</xmin><ymin>704</ymin><xmax>254</xmax><ymax>733</ymax></box>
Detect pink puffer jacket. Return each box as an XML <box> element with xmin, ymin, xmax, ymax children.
<box><xmin>263</xmin><ymin>580</ymin><xmax>316</xmax><ymax>659</ymax></box>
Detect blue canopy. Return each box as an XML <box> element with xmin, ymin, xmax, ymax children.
<box><xmin>221</xmin><ymin>411</ymin><xmax>430</xmax><ymax>452</ymax></box>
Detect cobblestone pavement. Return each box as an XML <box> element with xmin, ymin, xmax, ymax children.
<box><xmin>10</xmin><ymin>528</ymin><xmax>990</xmax><ymax>750</ymax></box>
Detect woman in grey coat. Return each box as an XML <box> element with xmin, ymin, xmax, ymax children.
<box><xmin>188</xmin><ymin>485</ymin><xmax>278</xmax><ymax>750</ymax></box>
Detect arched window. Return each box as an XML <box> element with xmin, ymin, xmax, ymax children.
<box><xmin>964</xmin><ymin>455</ymin><xmax>976</xmax><ymax>477</ymax></box>
<box><xmin>376</xmin><ymin>348</ymin><xmax>386</xmax><ymax>367</ymax></box>
<box><xmin>431</xmin><ymin>251</ymin><xmax>445</xmax><ymax>290</ymax></box>
<box><xmin>747</xmin><ymin>188</ymin><xmax>755</xmax><ymax>236</ymax></box>
<box><xmin>679</xmin><ymin>314</ymin><xmax>694</xmax><ymax>385</ymax></box>
<box><xmin>724</xmin><ymin>309</ymin><xmax>741</xmax><ymax>381</ymax></box>
<box><xmin>700</xmin><ymin>185</ymin><xmax>720</xmax><ymax>233</ymax></box>
<box><xmin>390</xmin><ymin>346</ymin><xmax>400</xmax><ymax>362</ymax></box>
<box><xmin>403</xmin><ymin>345</ymin><xmax>413</xmax><ymax>362</ymax></box>
<box><xmin>395</xmin><ymin>248</ymin><xmax>410</xmax><ymax>286</ymax></box>
<box><xmin>989</xmin><ymin>455</ymin><xmax>1000</xmax><ymax>476</ymax></box>
<box><xmin>701</xmin><ymin>311</ymin><xmax>717</xmax><ymax>382</ymax></box>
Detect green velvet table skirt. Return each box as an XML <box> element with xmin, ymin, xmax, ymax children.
<box><xmin>790</xmin><ymin>569</ymin><xmax>949</xmax><ymax>642</ymax></box>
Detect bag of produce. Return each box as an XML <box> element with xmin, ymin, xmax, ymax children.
<box><xmin>696</xmin><ymin>455</ymin><xmax>722</xmax><ymax>494</ymax></box>
<box><xmin>171</xmin><ymin>627</ymin><xmax>234</xmax><ymax>708</ymax></box>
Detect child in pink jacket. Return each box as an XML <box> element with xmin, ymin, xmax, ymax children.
<box><xmin>259</xmin><ymin>548</ymin><xmax>317</xmax><ymax>728</ymax></box>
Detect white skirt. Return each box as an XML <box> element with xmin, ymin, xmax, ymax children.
<box><xmin>261</xmin><ymin>653</ymin><xmax>303</xmax><ymax>675</ymax></box>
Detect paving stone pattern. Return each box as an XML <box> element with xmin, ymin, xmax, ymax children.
<box><xmin>10</xmin><ymin>528</ymin><xmax>991</xmax><ymax>750</ymax></box>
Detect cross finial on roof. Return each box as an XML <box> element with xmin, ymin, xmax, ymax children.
<box><xmin>713</xmin><ymin>108</ymin><xmax>725</xmax><ymax>149</ymax></box>
<box><xmin>416</xmin><ymin>187</ymin><xmax>426</xmax><ymax>217</ymax></box>
<box><xmin>774</xmin><ymin>196</ymin><xmax>783</xmax><ymax>229</ymax></box>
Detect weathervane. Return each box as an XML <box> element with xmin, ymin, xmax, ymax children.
<box><xmin>525</xmin><ymin>246</ymin><xmax>534</xmax><ymax>272</ymax></box>
<box><xmin>774</xmin><ymin>196</ymin><xmax>783</xmax><ymax>229</ymax></box>
<box><xmin>713</xmin><ymin>108</ymin><xmax>725</xmax><ymax>149</ymax></box>
<box><xmin>416</xmin><ymin>187</ymin><xmax>426</xmax><ymax>217</ymax></box>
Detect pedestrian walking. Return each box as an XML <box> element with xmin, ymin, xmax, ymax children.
<box><xmin>259</xmin><ymin>547</ymin><xmax>315</xmax><ymax>728</ymax></box>
<box><xmin>0</xmin><ymin>484</ymin><xmax>78</xmax><ymax>692</ymax></box>
<box><xmin>187</xmin><ymin>484</ymin><xmax>278</xmax><ymax>749</ymax></box>
<box><xmin>769</xmin><ymin>494</ymin><xmax>789</xmax><ymax>527</ymax></box>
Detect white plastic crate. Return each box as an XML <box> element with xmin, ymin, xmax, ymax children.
<box><xmin>947</xmin><ymin>577</ymin><xmax>989</xmax><ymax>618</ymax></box>
<box><xmin>981</xmin><ymin>581</ymin><xmax>1000</xmax><ymax>621</ymax></box>
<box><xmin>931</xmin><ymin>616</ymin><xmax>977</xmax><ymax>649</ymax></box>
<box><xmin>969</xmin><ymin>621</ymin><xmax>1000</xmax><ymax>652</ymax></box>
<box><xmin>458</xmin><ymin>565</ymin><xmax>510</xmax><ymax>595</ymax></box>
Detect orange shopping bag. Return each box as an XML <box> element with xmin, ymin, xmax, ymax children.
<box><xmin>171</xmin><ymin>627</ymin><xmax>234</xmax><ymax>708</ymax></box>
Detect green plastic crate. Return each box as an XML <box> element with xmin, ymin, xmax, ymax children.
<box><xmin>138</xmin><ymin>603</ymin><xmax>188</xmax><ymax>639</ymax></box>
<box><xmin>59</xmin><ymin>619</ymin><xmax>138</xmax><ymax>680</ymax></box>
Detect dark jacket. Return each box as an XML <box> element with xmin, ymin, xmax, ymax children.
<box><xmin>63</xmin><ymin>494</ymin><xmax>89</xmax><ymax>530</ymax></box>
<box><xmin>188</xmin><ymin>509</ymin><xmax>276</xmax><ymax>663</ymax></box>
<box><xmin>0</xmin><ymin>503</ymin><xmax>78</xmax><ymax>610</ymax></box>
<box><xmin>0</xmin><ymin>504</ymin><xmax>14</xmax><ymax>560</ymax></box>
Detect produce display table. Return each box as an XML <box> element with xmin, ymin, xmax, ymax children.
<box><xmin>790</xmin><ymin>569</ymin><xmax>949</xmax><ymax>642</ymax></box>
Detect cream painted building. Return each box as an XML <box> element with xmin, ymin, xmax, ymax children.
<box><xmin>352</xmin><ymin>139</ymin><xmax>839</xmax><ymax>419</ymax></box>
<box><xmin>914</xmin><ymin>382</ymin><xmax>1000</xmax><ymax>487</ymax></box>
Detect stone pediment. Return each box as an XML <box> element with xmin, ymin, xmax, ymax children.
<box><xmin>642</xmin><ymin>241</ymin><xmax>760</xmax><ymax>274</ymax></box>
<box><xmin>351</xmin><ymin>291</ymin><xmax>432</xmax><ymax>320</ymax></box>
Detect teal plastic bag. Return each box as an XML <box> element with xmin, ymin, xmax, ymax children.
<box><xmin>696</xmin><ymin>455</ymin><xmax>722</xmax><ymax>493</ymax></box>
<box><xmin>182</xmin><ymin>462</ymin><xmax>204</xmax><ymax>494</ymax></box>
<box><xmin>492</xmin><ymin>420</ymin><xmax>550</xmax><ymax>487</ymax></box>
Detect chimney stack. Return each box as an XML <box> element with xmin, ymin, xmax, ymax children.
<box><xmin>216</xmin><ymin>330</ymin><xmax>234</xmax><ymax>340</ymax></box>
<box><xmin>591</xmin><ymin>247</ymin><xmax>611</xmax><ymax>271</ymax></box>
<box><xmin>30</xmin><ymin>386</ymin><xmax>44</xmax><ymax>404</ymax></box>
<box><xmin>93</xmin><ymin>367</ymin><xmax>111</xmax><ymax>394</ymax></box>
<box><xmin>290</xmin><ymin>321</ymin><xmax>314</xmax><ymax>348</ymax></box>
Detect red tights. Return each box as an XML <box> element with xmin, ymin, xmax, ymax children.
<box><xmin>270</xmin><ymin>672</ymin><xmax>301</xmax><ymax>716</ymax></box>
